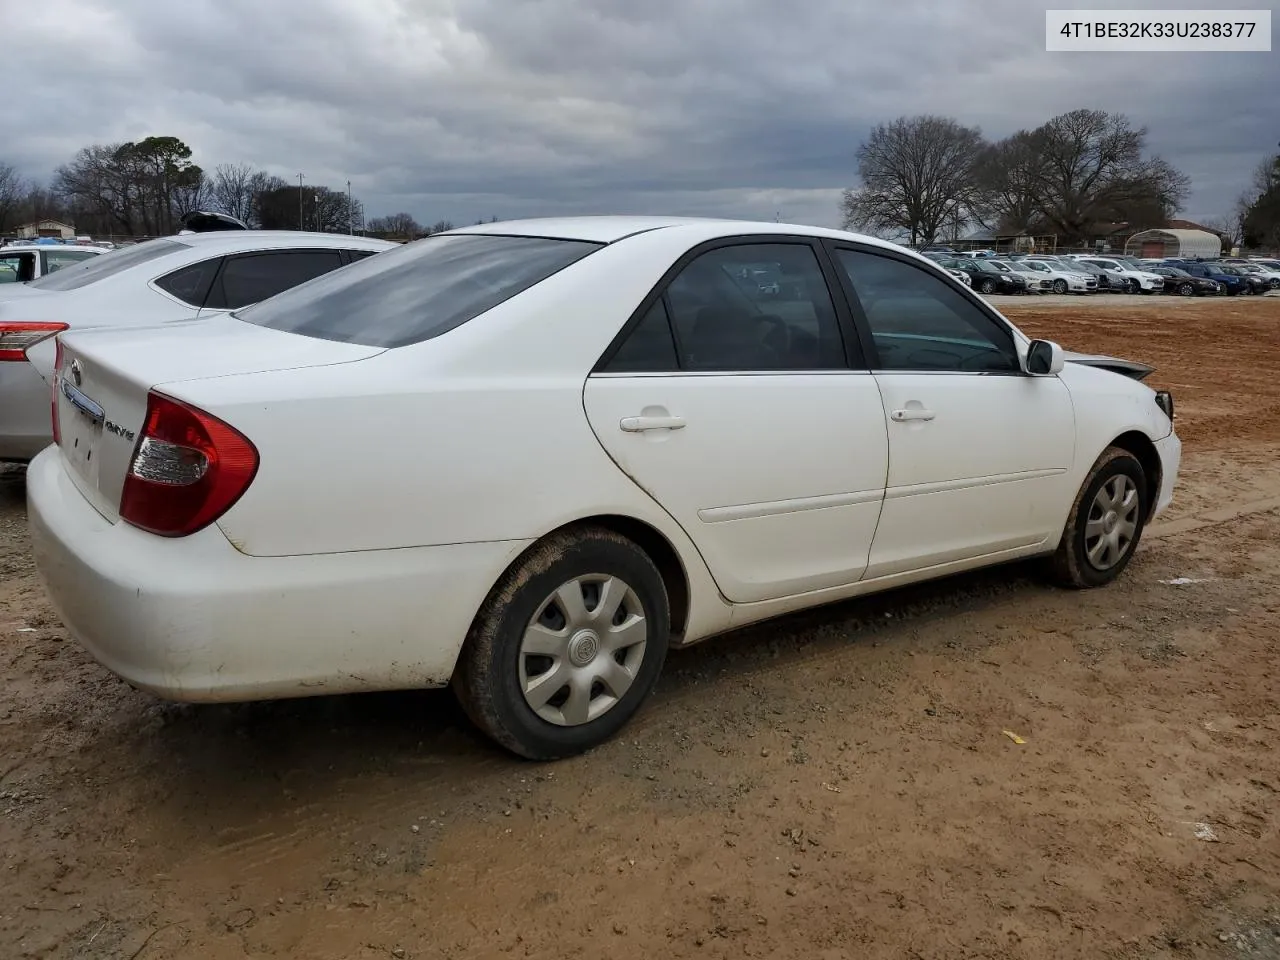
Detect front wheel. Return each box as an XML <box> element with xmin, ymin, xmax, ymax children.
<box><xmin>1177</xmin><ymin>282</ymin><xmax>1194</xmax><ymax>297</ymax></box>
<box><xmin>454</xmin><ymin>527</ymin><xmax>670</xmax><ymax>759</ymax></box>
<box><xmin>979</xmin><ymin>278</ymin><xmax>997</xmax><ymax>294</ymax></box>
<box><xmin>1052</xmin><ymin>279</ymin><xmax>1068</xmax><ymax>294</ymax></box>
<box><xmin>1047</xmin><ymin>447</ymin><xmax>1148</xmax><ymax>589</ymax></box>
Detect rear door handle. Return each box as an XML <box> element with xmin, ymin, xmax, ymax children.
<box><xmin>620</xmin><ymin>415</ymin><xmax>686</xmax><ymax>432</ymax></box>
<box><xmin>890</xmin><ymin>408</ymin><xmax>936</xmax><ymax>423</ymax></box>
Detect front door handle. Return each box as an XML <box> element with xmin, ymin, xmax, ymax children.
<box><xmin>890</xmin><ymin>408</ymin><xmax>936</xmax><ymax>423</ymax></box>
<box><xmin>620</xmin><ymin>415</ymin><xmax>686</xmax><ymax>432</ymax></box>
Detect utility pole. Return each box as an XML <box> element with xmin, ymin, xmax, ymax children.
<box><xmin>347</xmin><ymin>180</ymin><xmax>353</xmax><ymax>235</ymax></box>
<box><xmin>298</xmin><ymin>173</ymin><xmax>305</xmax><ymax>230</ymax></box>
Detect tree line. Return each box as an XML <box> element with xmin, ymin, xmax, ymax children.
<box><xmin>1226</xmin><ymin>147</ymin><xmax>1280</xmax><ymax>250</ymax></box>
<box><xmin>0</xmin><ymin>136</ymin><xmax>464</xmax><ymax>240</ymax></box>
<box><xmin>841</xmin><ymin>108</ymin><xmax>1204</xmax><ymax>247</ymax></box>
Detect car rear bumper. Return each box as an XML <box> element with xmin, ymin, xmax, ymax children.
<box><xmin>27</xmin><ymin>446</ymin><xmax>531</xmax><ymax>702</ymax></box>
<box><xmin>0</xmin><ymin>361</ymin><xmax>53</xmax><ymax>462</ymax></box>
<box><xmin>1153</xmin><ymin>431</ymin><xmax>1181</xmax><ymax>519</ymax></box>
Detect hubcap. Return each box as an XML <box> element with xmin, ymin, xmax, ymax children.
<box><xmin>518</xmin><ymin>575</ymin><xmax>648</xmax><ymax>726</ymax></box>
<box><xmin>1084</xmin><ymin>474</ymin><xmax>1140</xmax><ymax>570</ymax></box>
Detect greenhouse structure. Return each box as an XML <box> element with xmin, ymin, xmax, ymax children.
<box><xmin>1123</xmin><ymin>228</ymin><xmax>1221</xmax><ymax>260</ymax></box>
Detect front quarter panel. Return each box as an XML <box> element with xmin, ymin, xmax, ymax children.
<box><xmin>1058</xmin><ymin>359</ymin><xmax>1174</xmax><ymax>466</ymax></box>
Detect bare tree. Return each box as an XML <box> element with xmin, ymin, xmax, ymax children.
<box><xmin>367</xmin><ymin>212</ymin><xmax>421</xmax><ymax>238</ymax></box>
<box><xmin>55</xmin><ymin>136</ymin><xmax>204</xmax><ymax>236</ymax></box>
<box><xmin>0</xmin><ymin>162</ymin><xmax>28</xmax><ymax>231</ymax></box>
<box><xmin>247</xmin><ymin>172</ymin><xmax>289</xmax><ymax>228</ymax></box>
<box><xmin>210</xmin><ymin>163</ymin><xmax>258</xmax><ymax>224</ymax></box>
<box><xmin>426</xmin><ymin>220</ymin><xmax>455</xmax><ymax>234</ymax></box>
<box><xmin>1242</xmin><ymin>147</ymin><xmax>1280</xmax><ymax>249</ymax></box>
<box><xmin>973</xmin><ymin>132</ymin><xmax>1042</xmax><ymax>233</ymax></box>
<box><xmin>1025</xmin><ymin>109</ymin><xmax>1189</xmax><ymax>242</ymax></box>
<box><xmin>840</xmin><ymin>116</ymin><xmax>985</xmax><ymax>246</ymax></box>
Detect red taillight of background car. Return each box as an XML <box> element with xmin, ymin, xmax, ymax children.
<box><xmin>50</xmin><ymin>339</ymin><xmax>64</xmax><ymax>446</ymax></box>
<box><xmin>119</xmin><ymin>391</ymin><xmax>259</xmax><ymax>537</ymax></box>
<box><xmin>0</xmin><ymin>322</ymin><xmax>68</xmax><ymax>361</ymax></box>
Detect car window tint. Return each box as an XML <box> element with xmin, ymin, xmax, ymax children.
<box><xmin>662</xmin><ymin>243</ymin><xmax>847</xmax><ymax>372</ymax></box>
<box><xmin>237</xmin><ymin>234</ymin><xmax>601</xmax><ymax>348</ymax></box>
<box><xmin>835</xmin><ymin>249</ymin><xmax>1019</xmax><ymax>374</ymax></box>
<box><xmin>604</xmin><ymin>299</ymin><xmax>679</xmax><ymax>372</ymax></box>
<box><xmin>0</xmin><ymin>251</ymin><xmax>36</xmax><ymax>283</ymax></box>
<box><xmin>154</xmin><ymin>258</ymin><xmax>221</xmax><ymax>306</ymax></box>
<box><xmin>43</xmin><ymin>249</ymin><xmax>98</xmax><ymax>273</ymax></box>
<box><xmin>28</xmin><ymin>239</ymin><xmax>188</xmax><ymax>291</ymax></box>
<box><xmin>208</xmin><ymin>250</ymin><xmax>345</xmax><ymax>310</ymax></box>
<box><xmin>345</xmin><ymin>250</ymin><xmax>379</xmax><ymax>262</ymax></box>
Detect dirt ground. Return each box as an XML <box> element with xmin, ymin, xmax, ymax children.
<box><xmin>3</xmin><ymin>294</ymin><xmax>1280</xmax><ymax>959</ymax></box>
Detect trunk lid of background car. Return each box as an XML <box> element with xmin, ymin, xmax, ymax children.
<box><xmin>53</xmin><ymin>316</ymin><xmax>384</xmax><ymax>521</ymax></box>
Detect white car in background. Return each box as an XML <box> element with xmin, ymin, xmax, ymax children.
<box><xmin>0</xmin><ymin>231</ymin><xmax>395</xmax><ymax>461</ymax></box>
<box><xmin>1067</xmin><ymin>256</ymin><xmax>1164</xmax><ymax>294</ymax></box>
<box><xmin>0</xmin><ymin>244</ymin><xmax>107</xmax><ymax>284</ymax></box>
<box><xmin>27</xmin><ymin>216</ymin><xmax>1181</xmax><ymax>759</ymax></box>
<box><xmin>1011</xmin><ymin>258</ymin><xmax>1098</xmax><ymax>294</ymax></box>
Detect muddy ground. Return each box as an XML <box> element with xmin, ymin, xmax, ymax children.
<box><xmin>2</xmin><ymin>295</ymin><xmax>1279</xmax><ymax>959</ymax></box>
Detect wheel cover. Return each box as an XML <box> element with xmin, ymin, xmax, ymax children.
<box><xmin>1084</xmin><ymin>475</ymin><xmax>1140</xmax><ymax>570</ymax></box>
<box><xmin>518</xmin><ymin>575</ymin><xmax>648</xmax><ymax>726</ymax></box>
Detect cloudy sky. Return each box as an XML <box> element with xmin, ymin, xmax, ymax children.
<box><xmin>7</xmin><ymin>0</ymin><xmax>1276</xmax><ymax>228</ymax></box>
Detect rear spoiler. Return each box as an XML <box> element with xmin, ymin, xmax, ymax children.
<box><xmin>1063</xmin><ymin>351</ymin><xmax>1154</xmax><ymax>381</ymax></box>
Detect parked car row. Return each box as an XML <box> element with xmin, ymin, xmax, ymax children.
<box><xmin>922</xmin><ymin>249</ymin><xmax>1280</xmax><ymax>296</ymax></box>
<box><xmin>6</xmin><ymin>217</ymin><xmax>1182</xmax><ymax>759</ymax></box>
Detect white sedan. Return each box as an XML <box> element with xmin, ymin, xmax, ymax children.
<box><xmin>1069</xmin><ymin>256</ymin><xmax>1165</xmax><ymax>294</ymax></box>
<box><xmin>0</xmin><ymin>231</ymin><xmax>395</xmax><ymax>462</ymax></box>
<box><xmin>1016</xmin><ymin>258</ymin><xmax>1099</xmax><ymax>294</ymax></box>
<box><xmin>27</xmin><ymin>217</ymin><xmax>1181</xmax><ymax>759</ymax></box>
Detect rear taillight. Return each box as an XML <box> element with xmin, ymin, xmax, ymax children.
<box><xmin>0</xmin><ymin>322</ymin><xmax>67</xmax><ymax>362</ymax></box>
<box><xmin>119</xmin><ymin>392</ymin><xmax>259</xmax><ymax>538</ymax></box>
<box><xmin>50</xmin><ymin>339</ymin><xmax>64</xmax><ymax>446</ymax></box>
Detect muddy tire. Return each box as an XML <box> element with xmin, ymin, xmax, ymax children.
<box><xmin>1048</xmin><ymin>447</ymin><xmax>1149</xmax><ymax>589</ymax></box>
<box><xmin>453</xmin><ymin>526</ymin><xmax>669</xmax><ymax>760</ymax></box>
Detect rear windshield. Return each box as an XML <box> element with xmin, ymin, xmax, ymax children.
<box><xmin>28</xmin><ymin>239</ymin><xmax>188</xmax><ymax>291</ymax></box>
<box><xmin>236</xmin><ymin>233</ymin><xmax>601</xmax><ymax>348</ymax></box>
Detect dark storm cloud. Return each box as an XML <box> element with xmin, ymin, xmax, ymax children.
<box><xmin>5</xmin><ymin>0</ymin><xmax>1274</xmax><ymax>227</ymax></box>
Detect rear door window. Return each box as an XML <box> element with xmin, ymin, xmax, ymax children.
<box><xmin>236</xmin><ymin>234</ymin><xmax>601</xmax><ymax>347</ymax></box>
<box><xmin>154</xmin><ymin>258</ymin><xmax>222</xmax><ymax>307</ymax></box>
<box><xmin>205</xmin><ymin>250</ymin><xmax>345</xmax><ymax>310</ymax></box>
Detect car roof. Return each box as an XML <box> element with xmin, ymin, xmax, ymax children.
<box><xmin>169</xmin><ymin>231</ymin><xmax>396</xmax><ymax>252</ymax></box>
<box><xmin>448</xmin><ymin>215</ymin><xmax>911</xmax><ymax>254</ymax></box>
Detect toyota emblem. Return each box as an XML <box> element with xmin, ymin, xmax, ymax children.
<box><xmin>69</xmin><ymin>359</ymin><xmax>83</xmax><ymax>387</ymax></box>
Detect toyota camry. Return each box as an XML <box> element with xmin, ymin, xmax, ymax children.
<box><xmin>27</xmin><ymin>217</ymin><xmax>1181</xmax><ymax>759</ymax></box>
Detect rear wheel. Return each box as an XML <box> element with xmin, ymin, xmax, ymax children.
<box><xmin>1048</xmin><ymin>447</ymin><xmax>1148</xmax><ymax>589</ymax></box>
<box><xmin>454</xmin><ymin>527</ymin><xmax>670</xmax><ymax>759</ymax></box>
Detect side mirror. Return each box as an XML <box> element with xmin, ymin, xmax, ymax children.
<box><xmin>1025</xmin><ymin>339</ymin><xmax>1065</xmax><ymax>376</ymax></box>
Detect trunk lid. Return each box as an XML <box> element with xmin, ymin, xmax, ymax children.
<box><xmin>54</xmin><ymin>316</ymin><xmax>384</xmax><ymax>522</ymax></box>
